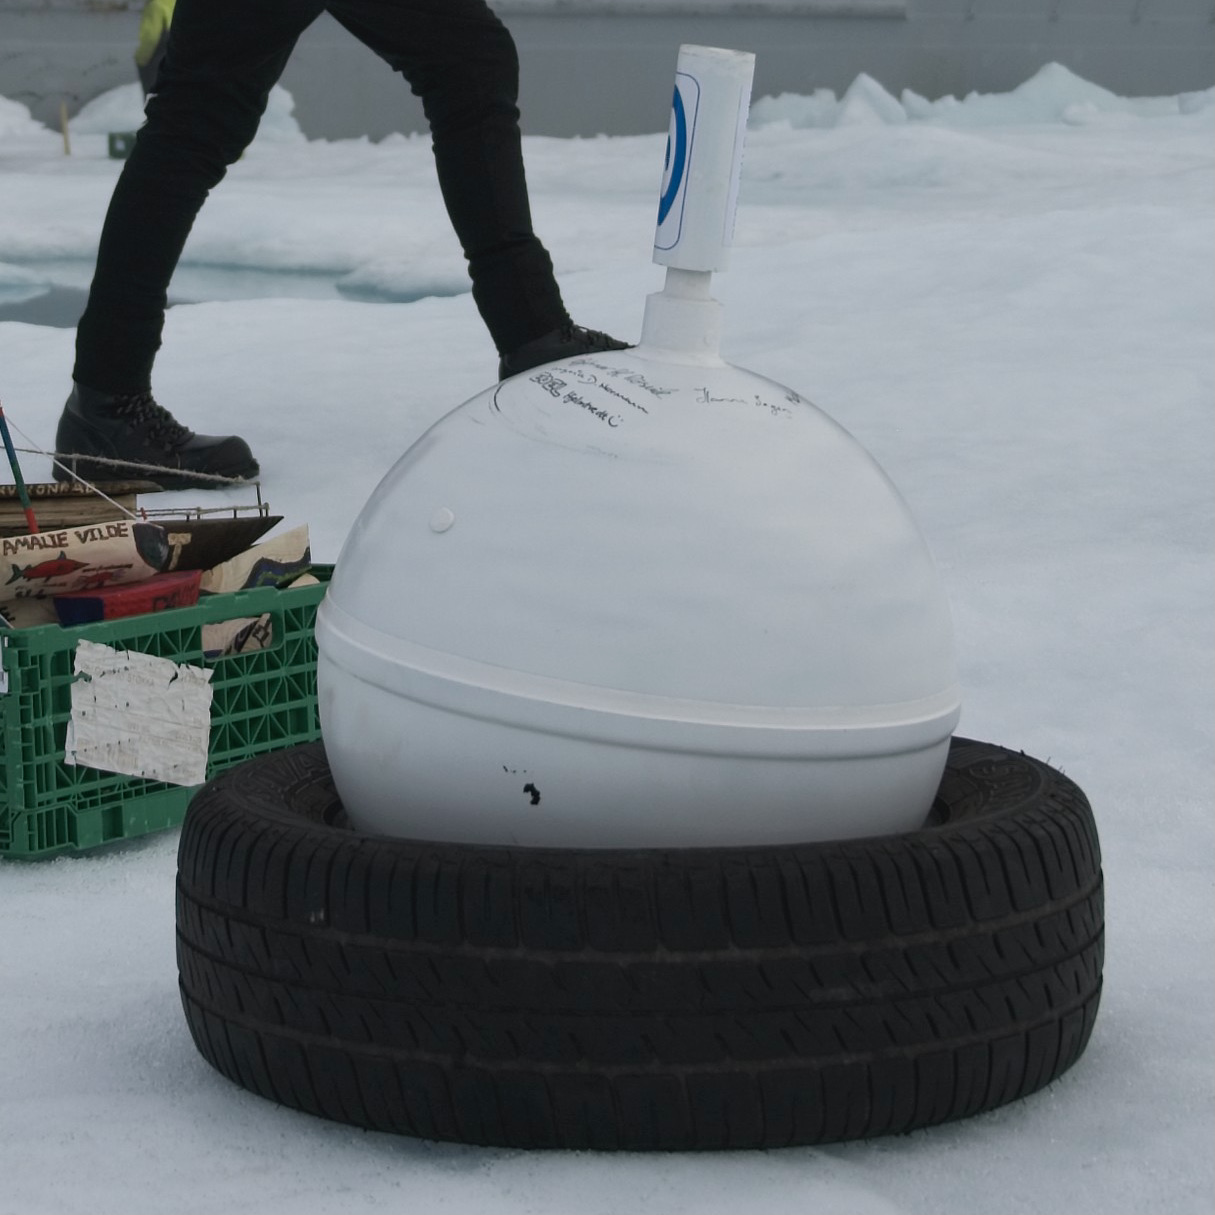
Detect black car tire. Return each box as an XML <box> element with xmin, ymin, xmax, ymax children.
<box><xmin>176</xmin><ymin>737</ymin><xmax>1103</xmax><ymax>1150</ymax></box>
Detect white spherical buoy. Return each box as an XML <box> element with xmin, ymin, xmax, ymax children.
<box><xmin>315</xmin><ymin>45</ymin><xmax>961</xmax><ymax>847</ymax></box>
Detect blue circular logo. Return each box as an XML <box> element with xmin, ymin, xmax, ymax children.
<box><xmin>658</xmin><ymin>85</ymin><xmax>688</xmax><ymax>226</ymax></box>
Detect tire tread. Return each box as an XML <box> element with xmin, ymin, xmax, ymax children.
<box><xmin>176</xmin><ymin>738</ymin><xmax>1103</xmax><ymax>1149</ymax></box>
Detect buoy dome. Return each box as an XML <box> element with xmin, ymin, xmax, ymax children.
<box><xmin>316</xmin><ymin>345</ymin><xmax>961</xmax><ymax>847</ymax></box>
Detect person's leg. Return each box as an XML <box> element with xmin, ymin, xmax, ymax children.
<box><xmin>59</xmin><ymin>0</ymin><xmax>324</xmax><ymax>488</ymax></box>
<box><xmin>74</xmin><ymin>0</ymin><xmax>323</xmax><ymax>395</ymax></box>
<box><xmin>325</xmin><ymin>0</ymin><xmax>619</xmax><ymax>362</ymax></box>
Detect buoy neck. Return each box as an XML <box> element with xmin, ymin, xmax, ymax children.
<box><xmin>639</xmin><ymin>268</ymin><xmax>725</xmax><ymax>364</ymax></box>
<box><xmin>663</xmin><ymin>268</ymin><xmax>714</xmax><ymax>300</ymax></box>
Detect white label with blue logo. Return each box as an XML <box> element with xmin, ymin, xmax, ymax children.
<box><xmin>655</xmin><ymin>70</ymin><xmax>700</xmax><ymax>256</ymax></box>
<box><xmin>652</xmin><ymin>46</ymin><xmax>755</xmax><ymax>274</ymax></box>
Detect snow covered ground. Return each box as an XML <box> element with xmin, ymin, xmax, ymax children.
<box><xmin>0</xmin><ymin>63</ymin><xmax>1212</xmax><ymax>1214</ymax></box>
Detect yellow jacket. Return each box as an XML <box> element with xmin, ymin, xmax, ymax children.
<box><xmin>135</xmin><ymin>0</ymin><xmax>176</xmax><ymax>67</ymax></box>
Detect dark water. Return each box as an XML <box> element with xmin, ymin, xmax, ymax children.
<box><xmin>0</xmin><ymin>286</ymin><xmax>91</xmax><ymax>329</ymax></box>
<box><xmin>0</xmin><ymin>272</ymin><xmax>460</xmax><ymax>329</ymax></box>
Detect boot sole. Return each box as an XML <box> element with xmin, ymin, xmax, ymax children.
<box><xmin>53</xmin><ymin>454</ymin><xmax>261</xmax><ymax>493</ymax></box>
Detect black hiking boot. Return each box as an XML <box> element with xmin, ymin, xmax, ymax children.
<box><xmin>54</xmin><ymin>383</ymin><xmax>259</xmax><ymax>491</ymax></box>
<box><xmin>498</xmin><ymin>323</ymin><xmax>630</xmax><ymax>380</ymax></box>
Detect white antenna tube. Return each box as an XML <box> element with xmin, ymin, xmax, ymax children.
<box><xmin>642</xmin><ymin>45</ymin><xmax>756</xmax><ymax>361</ymax></box>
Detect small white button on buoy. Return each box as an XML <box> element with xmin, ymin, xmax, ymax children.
<box><xmin>429</xmin><ymin>508</ymin><xmax>455</xmax><ymax>534</ymax></box>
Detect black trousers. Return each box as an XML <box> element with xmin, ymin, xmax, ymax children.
<box><xmin>75</xmin><ymin>0</ymin><xmax>569</xmax><ymax>394</ymax></box>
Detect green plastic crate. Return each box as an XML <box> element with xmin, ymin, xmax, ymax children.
<box><xmin>0</xmin><ymin>567</ymin><xmax>331</xmax><ymax>860</ymax></box>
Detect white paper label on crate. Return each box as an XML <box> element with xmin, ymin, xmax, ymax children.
<box><xmin>64</xmin><ymin>640</ymin><xmax>214</xmax><ymax>787</ymax></box>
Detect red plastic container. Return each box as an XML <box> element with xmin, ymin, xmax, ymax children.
<box><xmin>53</xmin><ymin>569</ymin><xmax>202</xmax><ymax>626</ymax></box>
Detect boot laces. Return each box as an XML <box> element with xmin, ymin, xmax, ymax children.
<box><xmin>559</xmin><ymin>323</ymin><xmax>623</xmax><ymax>352</ymax></box>
<box><xmin>114</xmin><ymin>391</ymin><xmax>193</xmax><ymax>449</ymax></box>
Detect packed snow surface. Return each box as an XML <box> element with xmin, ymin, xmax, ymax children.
<box><xmin>0</xmin><ymin>62</ymin><xmax>1212</xmax><ymax>1215</ymax></box>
